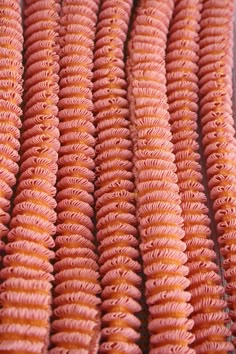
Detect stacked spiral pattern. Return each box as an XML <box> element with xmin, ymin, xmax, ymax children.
<box><xmin>0</xmin><ymin>0</ymin><xmax>60</xmax><ymax>352</ymax></box>
<box><xmin>93</xmin><ymin>0</ymin><xmax>142</xmax><ymax>353</ymax></box>
<box><xmin>198</xmin><ymin>0</ymin><xmax>236</xmax><ymax>344</ymax></box>
<box><xmin>166</xmin><ymin>0</ymin><xmax>233</xmax><ymax>352</ymax></box>
<box><xmin>0</xmin><ymin>0</ymin><xmax>235</xmax><ymax>352</ymax></box>
<box><xmin>127</xmin><ymin>1</ymin><xmax>195</xmax><ymax>352</ymax></box>
<box><xmin>0</xmin><ymin>0</ymin><xmax>23</xmax><ymax>259</ymax></box>
<box><xmin>50</xmin><ymin>1</ymin><xmax>101</xmax><ymax>353</ymax></box>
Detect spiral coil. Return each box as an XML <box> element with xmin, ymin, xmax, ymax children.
<box><xmin>198</xmin><ymin>0</ymin><xmax>236</xmax><ymax>346</ymax></box>
<box><xmin>166</xmin><ymin>0</ymin><xmax>233</xmax><ymax>352</ymax></box>
<box><xmin>93</xmin><ymin>0</ymin><xmax>142</xmax><ymax>353</ymax></box>
<box><xmin>127</xmin><ymin>1</ymin><xmax>195</xmax><ymax>352</ymax></box>
<box><xmin>50</xmin><ymin>1</ymin><xmax>101</xmax><ymax>353</ymax></box>
<box><xmin>0</xmin><ymin>0</ymin><xmax>234</xmax><ymax>352</ymax></box>
<box><xmin>0</xmin><ymin>0</ymin><xmax>23</xmax><ymax>259</ymax></box>
<box><xmin>0</xmin><ymin>0</ymin><xmax>60</xmax><ymax>352</ymax></box>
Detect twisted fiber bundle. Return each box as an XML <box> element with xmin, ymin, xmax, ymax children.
<box><xmin>198</xmin><ymin>0</ymin><xmax>236</xmax><ymax>344</ymax></box>
<box><xmin>166</xmin><ymin>0</ymin><xmax>233</xmax><ymax>352</ymax></box>
<box><xmin>127</xmin><ymin>1</ymin><xmax>195</xmax><ymax>352</ymax></box>
<box><xmin>0</xmin><ymin>0</ymin><xmax>60</xmax><ymax>352</ymax></box>
<box><xmin>50</xmin><ymin>1</ymin><xmax>101</xmax><ymax>353</ymax></box>
<box><xmin>93</xmin><ymin>0</ymin><xmax>142</xmax><ymax>352</ymax></box>
<box><xmin>0</xmin><ymin>0</ymin><xmax>23</xmax><ymax>259</ymax></box>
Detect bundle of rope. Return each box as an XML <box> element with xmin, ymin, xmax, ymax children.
<box><xmin>0</xmin><ymin>0</ymin><xmax>234</xmax><ymax>352</ymax></box>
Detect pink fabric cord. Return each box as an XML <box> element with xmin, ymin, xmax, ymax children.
<box><xmin>93</xmin><ymin>0</ymin><xmax>142</xmax><ymax>352</ymax></box>
<box><xmin>198</xmin><ymin>0</ymin><xmax>236</xmax><ymax>347</ymax></box>
<box><xmin>50</xmin><ymin>0</ymin><xmax>101</xmax><ymax>353</ymax></box>
<box><xmin>0</xmin><ymin>0</ymin><xmax>23</xmax><ymax>260</ymax></box>
<box><xmin>0</xmin><ymin>0</ymin><xmax>235</xmax><ymax>352</ymax></box>
<box><xmin>127</xmin><ymin>0</ymin><xmax>195</xmax><ymax>352</ymax></box>
<box><xmin>166</xmin><ymin>0</ymin><xmax>233</xmax><ymax>352</ymax></box>
<box><xmin>0</xmin><ymin>0</ymin><xmax>60</xmax><ymax>352</ymax></box>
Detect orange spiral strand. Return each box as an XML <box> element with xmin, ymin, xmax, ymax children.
<box><xmin>127</xmin><ymin>0</ymin><xmax>195</xmax><ymax>352</ymax></box>
<box><xmin>166</xmin><ymin>0</ymin><xmax>233</xmax><ymax>352</ymax></box>
<box><xmin>93</xmin><ymin>0</ymin><xmax>142</xmax><ymax>353</ymax></box>
<box><xmin>50</xmin><ymin>1</ymin><xmax>101</xmax><ymax>353</ymax></box>
<box><xmin>0</xmin><ymin>1</ymin><xmax>60</xmax><ymax>353</ymax></box>
<box><xmin>0</xmin><ymin>0</ymin><xmax>23</xmax><ymax>259</ymax></box>
<box><xmin>198</xmin><ymin>0</ymin><xmax>236</xmax><ymax>346</ymax></box>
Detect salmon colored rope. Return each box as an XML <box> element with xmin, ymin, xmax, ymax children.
<box><xmin>166</xmin><ymin>0</ymin><xmax>233</xmax><ymax>352</ymax></box>
<box><xmin>0</xmin><ymin>0</ymin><xmax>23</xmax><ymax>259</ymax></box>
<box><xmin>0</xmin><ymin>0</ymin><xmax>235</xmax><ymax>352</ymax></box>
<box><xmin>50</xmin><ymin>1</ymin><xmax>101</xmax><ymax>353</ymax></box>
<box><xmin>198</xmin><ymin>0</ymin><xmax>236</xmax><ymax>346</ymax></box>
<box><xmin>0</xmin><ymin>0</ymin><xmax>60</xmax><ymax>352</ymax></box>
<box><xmin>127</xmin><ymin>1</ymin><xmax>195</xmax><ymax>352</ymax></box>
<box><xmin>93</xmin><ymin>0</ymin><xmax>142</xmax><ymax>353</ymax></box>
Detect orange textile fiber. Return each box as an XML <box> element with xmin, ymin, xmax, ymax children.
<box><xmin>0</xmin><ymin>0</ymin><xmax>236</xmax><ymax>352</ymax></box>
<box><xmin>0</xmin><ymin>0</ymin><xmax>23</xmax><ymax>259</ymax></box>
<box><xmin>50</xmin><ymin>0</ymin><xmax>101</xmax><ymax>353</ymax></box>
<box><xmin>0</xmin><ymin>0</ymin><xmax>60</xmax><ymax>352</ymax></box>
<box><xmin>198</xmin><ymin>0</ymin><xmax>236</xmax><ymax>347</ymax></box>
<box><xmin>93</xmin><ymin>0</ymin><xmax>142</xmax><ymax>353</ymax></box>
<box><xmin>166</xmin><ymin>0</ymin><xmax>233</xmax><ymax>352</ymax></box>
<box><xmin>127</xmin><ymin>0</ymin><xmax>195</xmax><ymax>352</ymax></box>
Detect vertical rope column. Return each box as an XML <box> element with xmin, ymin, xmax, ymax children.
<box><xmin>50</xmin><ymin>1</ymin><xmax>101</xmax><ymax>353</ymax></box>
<box><xmin>166</xmin><ymin>0</ymin><xmax>233</xmax><ymax>352</ymax></box>
<box><xmin>198</xmin><ymin>0</ymin><xmax>236</xmax><ymax>346</ymax></box>
<box><xmin>0</xmin><ymin>1</ymin><xmax>60</xmax><ymax>353</ymax></box>
<box><xmin>0</xmin><ymin>0</ymin><xmax>23</xmax><ymax>258</ymax></box>
<box><xmin>93</xmin><ymin>0</ymin><xmax>142</xmax><ymax>353</ymax></box>
<box><xmin>127</xmin><ymin>1</ymin><xmax>195</xmax><ymax>352</ymax></box>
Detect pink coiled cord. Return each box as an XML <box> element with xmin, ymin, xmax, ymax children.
<box><xmin>166</xmin><ymin>0</ymin><xmax>233</xmax><ymax>352</ymax></box>
<box><xmin>93</xmin><ymin>0</ymin><xmax>142</xmax><ymax>353</ymax></box>
<box><xmin>0</xmin><ymin>0</ymin><xmax>23</xmax><ymax>259</ymax></box>
<box><xmin>198</xmin><ymin>0</ymin><xmax>236</xmax><ymax>347</ymax></box>
<box><xmin>0</xmin><ymin>0</ymin><xmax>234</xmax><ymax>352</ymax></box>
<box><xmin>0</xmin><ymin>0</ymin><xmax>60</xmax><ymax>352</ymax></box>
<box><xmin>127</xmin><ymin>0</ymin><xmax>195</xmax><ymax>352</ymax></box>
<box><xmin>50</xmin><ymin>0</ymin><xmax>101</xmax><ymax>353</ymax></box>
